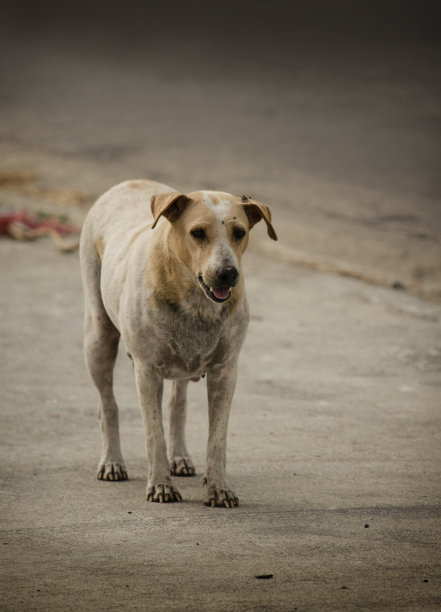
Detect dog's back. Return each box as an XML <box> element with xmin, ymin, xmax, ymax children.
<box><xmin>81</xmin><ymin>179</ymin><xmax>171</xmax><ymax>262</ymax></box>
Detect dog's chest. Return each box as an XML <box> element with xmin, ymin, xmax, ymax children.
<box><xmin>148</xmin><ymin>307</ymin><xmax>231</xmax><ymax>379</ymax></box>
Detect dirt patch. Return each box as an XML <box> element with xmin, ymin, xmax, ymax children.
<box><xmin>0</xmin><ymin>170</ymin><xmax>90</xmax><ymax>207</ymax></box>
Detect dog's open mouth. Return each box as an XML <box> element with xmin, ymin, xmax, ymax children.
<box><xmin>198</xmin><ymin>276</ymin><xmax>231</xmax><ymax>303</ymax></box>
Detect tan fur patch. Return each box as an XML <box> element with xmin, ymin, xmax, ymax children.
<box><xmin>128</xmin><ymin>180</ymin><xmax>147</xmax><ymax>190</ymax></box>
<box><xmin>146</xmin><ymin>224</ymin><xmax>195</xmax><ymax>307</ymax></box>
<box><xmin>95</xmin><ymin>235</ymin><xmax>104</xmax><ymax>261</ymax></box>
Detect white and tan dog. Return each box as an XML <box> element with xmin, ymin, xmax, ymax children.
<box><xmin>80</xmin><ymin>179</ymin><xmax>277</xmax><ymax>507</ymax></box>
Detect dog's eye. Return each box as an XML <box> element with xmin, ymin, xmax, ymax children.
<box><xmin>190</xmin><ymin>228</ymin><xmax>206</xmax><ymax>240</ymax></box>
<box><xmin>233</xmin><ymin>228</ymin><xmax>246</xmax><ymax>241</ymax></box>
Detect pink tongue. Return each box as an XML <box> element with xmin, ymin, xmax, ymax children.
<box><xmin>213</xmin><ymin>287</ymin><xmax>230</xmax><ymax>300</ymax></box>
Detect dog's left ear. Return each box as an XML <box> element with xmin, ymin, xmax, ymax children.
<box><xmin>151</xmin><ymin>192</ymin><xmax>191</xmax><ymax>229</ymax></box>
<box><xmin>241</xmin><ymin>197</ymin><xmax>278</xmax><ymax>240</ymax></box>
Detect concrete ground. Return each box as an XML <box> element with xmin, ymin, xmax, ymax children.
<box><xmin>1</xmin><ymin>1</ymin><xmax>441</xmax><ymax>610</ymax></box>
<box><xmin>1</xmin><ymin>239</ymin><xmax>441</xmax><ymax>611</ymax></box>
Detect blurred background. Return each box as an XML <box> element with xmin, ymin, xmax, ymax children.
<box><xmin>1</xmin><ymin>0</ymin><xmax>440</xmax><ymax>298</ymax></box>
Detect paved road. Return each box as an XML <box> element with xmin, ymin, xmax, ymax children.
<box><xmin>1</xmin><ymin>239</ymin><xmax>440</xmax><ymax>610</ymax></box>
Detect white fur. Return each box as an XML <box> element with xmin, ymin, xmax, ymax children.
<box><xmin>79</xmin><ymin>180</ymin><xmax>257</xmax><ymax>507</ymax></box>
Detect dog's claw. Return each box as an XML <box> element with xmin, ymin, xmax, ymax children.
<box><xmin>97</xmin><ymin>462</ymin><xmax>128</xmax><ymax>482</ymax></box>
<box><xmin>147</xmin><ymin>483</ymin><xmax>182</xmax><ymax>503</ymax></box>
<box><xmin>205</xmin><ymin>487</ymin><xmax>239</xmax><ymax>508</ymax></box>
<box><xmin>170</xmin><ymin>457</ymin><xmax>196</xmax><ymax>477</ymax></box>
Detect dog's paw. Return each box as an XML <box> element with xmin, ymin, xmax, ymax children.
<box><xmin>204</xmin><ymin>487</ymin><xmax>239</xmax><ymax>508</ymax></box>
<box><xmin>170</xmin><ymin>456</ymin><xmax>196</xmax><ymax>477</ymax></box>
<box><xmin>147</xmin><ymin>483</ymin><xmax>182</xmax><ymax>503</ymax></box>
<box><xmin>97</xmin><ymin>462</ymin><xmax>128</xmax><ymax>481</ymax></box>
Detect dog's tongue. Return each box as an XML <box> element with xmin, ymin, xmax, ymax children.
<box><xmin>213</xmin><ymin>287</ymin><xmax>230</xmax><ymax>300</ymax></box>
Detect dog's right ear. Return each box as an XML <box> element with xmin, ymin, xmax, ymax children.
<box><xmin>151</xmin><ymin>192</ymin><xmax>191</xmax><ymax>229</ymax></box>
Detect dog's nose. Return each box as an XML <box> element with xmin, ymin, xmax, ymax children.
<box><xmin>215</xmin><ymin>266</ymin><xmax>239</xmax><ymax>287</ymax></box>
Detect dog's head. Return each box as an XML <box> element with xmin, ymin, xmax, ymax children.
<box><xmin>151</xmin><ymin>190</ymin><xmax>277</xmax><ymax>304</ymax></box>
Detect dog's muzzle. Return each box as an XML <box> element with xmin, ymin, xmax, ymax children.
<box><xmin>198</xmin><ymin>267</ymin><xmax>239</xmax><ymax>303</ymax></box>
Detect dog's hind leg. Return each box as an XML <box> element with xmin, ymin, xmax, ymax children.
<box><xmin>84</xmin><ymin>312</ymin><xmax>127</xmax><ymax>481</ymax></box>
<box><xmin>80</xmin><ymin>232</ymin><xmax>127</xmax><ymax>482</ymax></box>
<box><xmin>168</xmin><ymin>380</ymin><xmax>196</xmax><ymax>476</ymax></box>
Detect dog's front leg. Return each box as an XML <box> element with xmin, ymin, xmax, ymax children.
<box><xmin>134</xmin><ymin>363</ymin><xmax>182</xmax><ymax>503</ymax></box>
<box><xmin>205</xmin><ymin>361</ymin><xmax>239</xmax><ymax>508</ymax></box>
<box><xmin>168</xmin><ymin>379</ymin><xmax>196</xmax><ymax>476</ymax></box>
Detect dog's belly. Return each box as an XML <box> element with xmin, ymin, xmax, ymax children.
<box><xmin>158</xmin><ymin>362</ymin><xmax>209</xmax><ymax>380</ymax></box>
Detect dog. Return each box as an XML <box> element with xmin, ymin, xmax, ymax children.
<box><xmin>79</xmin><ymin>179</ymin><xmax>277</xmax><ymax>507</ymax></box>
